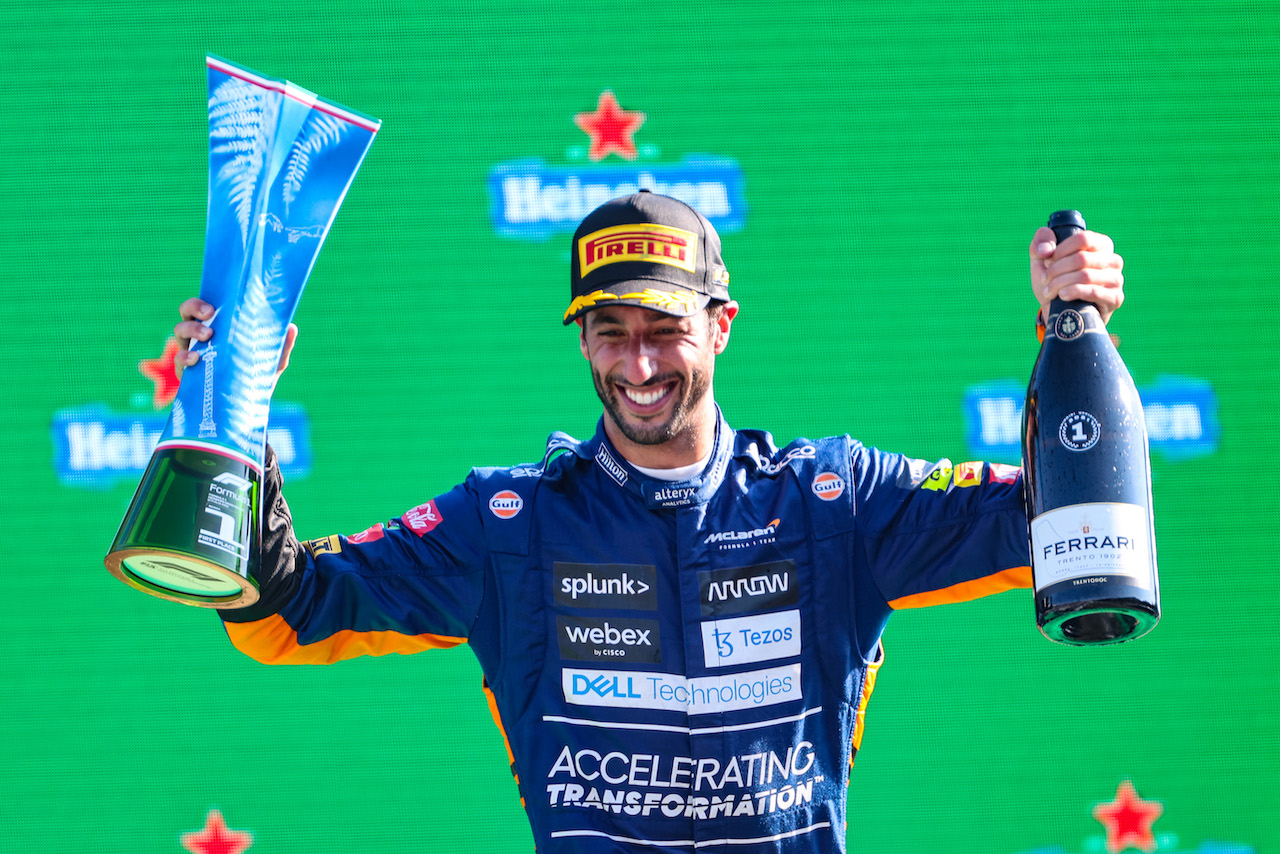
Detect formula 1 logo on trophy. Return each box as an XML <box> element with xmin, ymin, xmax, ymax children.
<box><xmin>104</xmin><ymin>56</ymin><xmax>380</xmax><ymax>607</ymax></box>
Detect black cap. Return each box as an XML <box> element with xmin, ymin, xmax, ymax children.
<box><xmin>564</xmin><ymin>190</ymin><xmax>730</xmax><ymax>324</ymax></box>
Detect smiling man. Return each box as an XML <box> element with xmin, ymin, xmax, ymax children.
<box><xmin>566</xmin><ymin>193</ymin><xmax>737</xmax><ymax>471</ymax></box>
<box><xmin>178</xmin><ymin>190</ymin><xmax>1124</xmax><ymax>852</ymax></box>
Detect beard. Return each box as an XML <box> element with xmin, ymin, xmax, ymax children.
<box><xmin>592</xmin><ymin>366</ymin><xmax>712</xmax><ymax>447</ymax></box>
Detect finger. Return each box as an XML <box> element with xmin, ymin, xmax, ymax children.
<box><xmin>173</xmin><ymin>343</ymin><xmax>201</xmax><ymax>378</ymax></box>
<box><xmin>180</xmin><ymin>297</ymin><xmax>214</xmax><ymax>323</ymax></box>
<box><xmin>1045</xmin><ymin>266</ymin><xmax>1125</xmax><ymax>297</ymax></box>
<box><xmin>1055</xmin><ymin>283</ymin><xmax>1125</xmax><ymax>323</ymax></box>
<box><xmin>1029</xmin><ymin>226</ymin><xmax>1057</xmax><ymax>260</ymax></box>
<box><xmin>1046</xmin><ymin>271</ymin><xmax>1125</xmax><ymax>318</ymax></box>
<box><xmin>1051</xmin><ymin>229</ymin><xmax>1115</xmax><ymax>260</ymax></box>
<box><xmin>174</xmin><ymin>318</ymin><xmax>214</xmax><ymax>349</ymax></box>
<box><xmin>277</xmin><ymin>323</ymin><xmax>298</xmax><ymax>375</ymax></box>
<box><xmin>1045</xmin><ymin>249</ymin><xmax>1124</xmax><ymax>282</ymax></box>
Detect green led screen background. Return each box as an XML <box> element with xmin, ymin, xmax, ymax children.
<box><xmin>2</xmin><ymin>2</ymin><xmax>1276</xmax><ymax>851</ymax></box>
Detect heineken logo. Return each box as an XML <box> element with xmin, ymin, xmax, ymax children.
<box><xmin>488</xmin><ymin>90</ymin><xmax>746</xmax><ymax>240</ymax></box>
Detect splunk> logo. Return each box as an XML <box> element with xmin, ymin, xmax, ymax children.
<box><xmin>964</xmin><ymin>376</ymin><xmax>1221</xmax><ymax>462</ymax></box>
<box><xmin>488</xmin><ymin>90</ymin><xmax>746</xmax><ymax>241</ymax></box>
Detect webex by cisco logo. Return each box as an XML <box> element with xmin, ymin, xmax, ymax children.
<box><xmin>554</xmin><ymin>562</ymin><xmax>658</xmax><ymax>610</ymax></box>
<box><xmin>698</xmin><ymin>560</ymin><xmax>797</xmax><ymax>618</ymax></box>
<box><xmin>557</xmin><ymin>615</ymin><xmax>662</xmax><ymax>663</ymax></box>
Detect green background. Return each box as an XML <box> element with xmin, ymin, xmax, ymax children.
<box><xmin>2</xmin><ymin>1</ymin><xmax>1275</xmax><ymax>851</ymax></box>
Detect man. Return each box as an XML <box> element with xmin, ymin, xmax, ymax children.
<box><xmin>176</xmin><ymin>191</ymin><xmax>1124</xmax><ymax>852</ymax></box>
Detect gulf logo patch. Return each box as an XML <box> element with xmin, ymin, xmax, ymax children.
<box><xmin>489</xmin><ymin>490</ymin><xmax>524</xmax><ymax>519</ymax></box>
<box><xmin>812</xmin><ymin>471</ymin><xmax>845</xmax><ymax>501</ymax></box>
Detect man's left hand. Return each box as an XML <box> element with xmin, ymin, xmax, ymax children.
<box><xmin>1029</xmin><ymin>227</ymin><xmax>1125</xmax><ymax>325</ymax></box>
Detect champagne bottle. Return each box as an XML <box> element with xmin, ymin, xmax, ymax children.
<box><xmin>1022</xmin><ymin>210</ymin><xmax>1160</xmax><ymax>645</ymax></box>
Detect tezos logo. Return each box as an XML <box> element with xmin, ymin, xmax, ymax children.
<box><xmin>701</xmin><ymin>609</ymin><xmax>801</xmax><ymax>669</ymax></box>
<box><xmin>811</xmin><ymin>472</ymin><xmax>845</xmax><ymax>501</ymax></box>
<box><xmin>489</xmin><ymin>490</ymin><xmax>524</xmax><ymax>519</ymax></box>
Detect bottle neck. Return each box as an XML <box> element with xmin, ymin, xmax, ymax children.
<box><xmin>1044</xmin><ymin>297</ymin><xmax>1105</xmax><ymax>341</ymax></box>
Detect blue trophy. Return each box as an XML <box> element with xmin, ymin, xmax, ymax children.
<box><xmin>105</xmin><ymin>56</ymin><xmax>380</xmax><ymax>607</ymax></box>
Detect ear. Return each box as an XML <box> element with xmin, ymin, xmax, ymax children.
<box><xmin>577</xmin><ymin>317</ymin><xmax>589</xmax><ymax>360</ymax></box>
<box><xmin>712</xmin><ymin>301</ymin><xmax>739</xmax><ymax>355</ymax></box>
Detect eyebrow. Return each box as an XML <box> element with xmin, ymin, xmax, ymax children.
<box><xmin>587</xmin><ymin>310</ymin><xmax>691</xmax><ymax>331</ymax></box>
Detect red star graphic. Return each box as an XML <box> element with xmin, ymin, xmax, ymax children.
<box><xmin>1093</xmin><ymin>780</ymin><xmax>1164</xmax><ymax>853</ymax></box>
<box><xmin>574</xmin><ymin>91</ymin><xmax>646</xmax><ymax>161</ymax></box>
<box><xmin>180</xmin><ymin>809</ymin><xmax>253</xmax><ymax>854</ymax></box>
<box><xmin>138</xmin><ymin>337</ymin><xmax>182</xmax><ymax>409</ymax></box>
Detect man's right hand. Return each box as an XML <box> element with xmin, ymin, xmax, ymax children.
<box><xmin>173</xmin><ymin>297</ymin><xmax>298</xmax><ymax>380</ymax></box>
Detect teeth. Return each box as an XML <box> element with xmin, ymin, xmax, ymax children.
<box><xmin>624</xmin><ymin>386</ymin><xmax>667</xmax><ymax>406</ymax></box>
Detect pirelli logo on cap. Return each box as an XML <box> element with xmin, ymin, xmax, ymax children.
<box><xmin>579</xmin><ymin>223</ymin><xmax>698</xmax><ymax>277</ymax></box>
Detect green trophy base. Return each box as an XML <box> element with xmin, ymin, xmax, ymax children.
<box><xmin>105</xmin><ymin>442</ymin><xmax>261</xmax><ymax>609</ymax></box>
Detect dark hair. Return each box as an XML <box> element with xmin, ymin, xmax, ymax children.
<box><xmin>705</xmin><ymin>300</ymin><xmax>726</xmax><ymax>337</ymax></box>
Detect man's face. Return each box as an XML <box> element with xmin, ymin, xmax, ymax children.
<box><xmin>579</xmin><ymin>304</ymin><xmax>735</xmax><ymax>451</ymax></box>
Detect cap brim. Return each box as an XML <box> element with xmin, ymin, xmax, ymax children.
<box><xmin>563</xmin><ymin>282</ymin><xmax>711</xmax><ymax>324</ymax></box>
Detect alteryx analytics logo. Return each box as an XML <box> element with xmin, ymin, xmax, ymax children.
<box><xmin>488</xmin><ymin>90</ymin><xmax>747</xmax><ymax>241</ymax></box>
<box><xmin>51</xmin><ymin>337</ymin><xmax>312</xmax><ymax>488</ymax></box>
<box><xmin>964</xmin><ymin>376</ymin><xmax>1220</xmax><ymax>462</ymax></box>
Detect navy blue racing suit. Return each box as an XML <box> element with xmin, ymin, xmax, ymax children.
<box><xmin>221</xmin><ymin>412</ymin><xmax>1032</xmax><ymax>852</ymax></box>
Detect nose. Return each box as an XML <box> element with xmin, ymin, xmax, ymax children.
<box><xmin>620</xmin><ymin>336</ymin><xmax>660</xmax><ymax>385</ymax></box>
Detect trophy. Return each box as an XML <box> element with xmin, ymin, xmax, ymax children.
<box><xmin>104</xmin><ymin>56</ymin><xmax>380</xmax><ymax>607</ymax></box>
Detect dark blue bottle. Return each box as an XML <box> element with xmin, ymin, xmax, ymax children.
<box><xmin>1022</xmin><ymin>211</ymin><xmax>1160</xmax><ymax>645</ymax></box>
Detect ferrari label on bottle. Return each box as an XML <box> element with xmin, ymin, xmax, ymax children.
<box><xmin>1031</xmin><ymin>502</ymin><xmax>1155</xmax><ymax>590</ymax></box>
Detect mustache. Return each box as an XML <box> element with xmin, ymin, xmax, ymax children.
<box><xmin>606</xmin><ymin>373</ymin><xmax>681</xmax><ymax>389</ymax></box>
